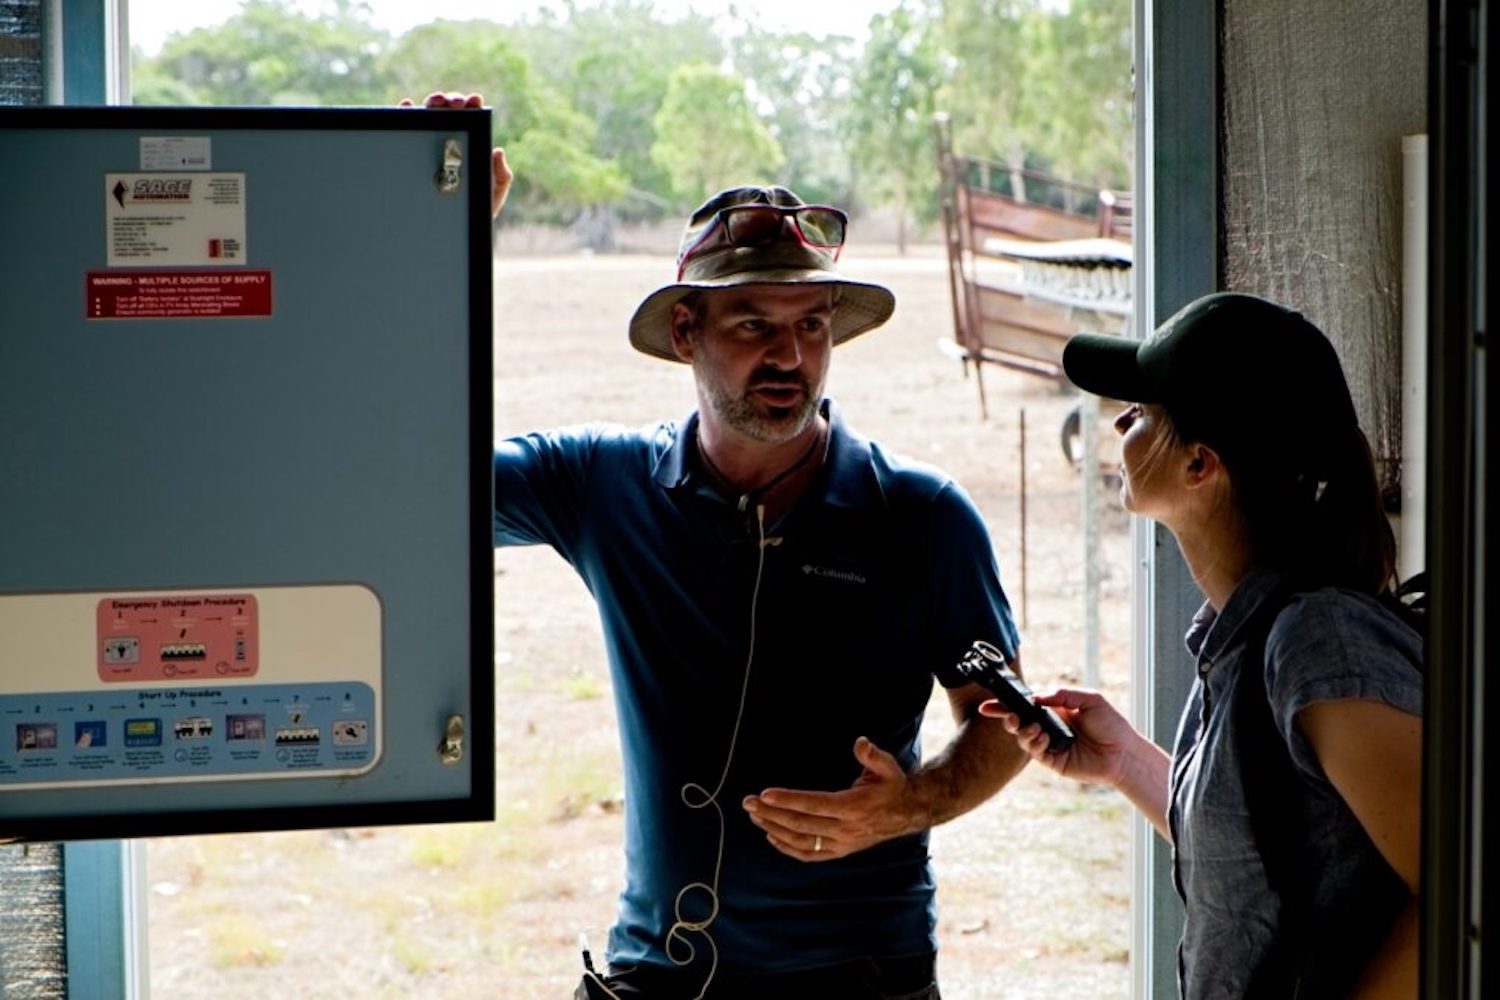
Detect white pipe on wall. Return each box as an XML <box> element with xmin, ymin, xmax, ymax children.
<box><xmin>1400</xmin><ymin>133</ymin><xmax>1428</xmax><ymax>581</ymax></box>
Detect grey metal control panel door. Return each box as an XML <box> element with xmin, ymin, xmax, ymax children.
<box><xmin>0</xmin><ymin>107</ymin><xmax>494</xmax><ymax>841</ymax></box>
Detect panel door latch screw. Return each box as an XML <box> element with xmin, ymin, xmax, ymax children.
<box><xmin>438</xmin><ymin>714</ymin><xmax>465</xmax><ymax>764</ymax></box>
<box><xmin>436</xmin><ymin>139</ymin><xmax>463</xmax><ymax>194</ymax></box>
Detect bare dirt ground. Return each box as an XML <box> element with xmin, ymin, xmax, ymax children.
<box><xmin>146</xmin><ymin>242</ymin><xmax>1135</xmax><ymax>999</ymax></box>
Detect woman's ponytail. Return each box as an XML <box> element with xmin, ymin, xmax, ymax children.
<box><xmin>1230</xmin><ymin>424</ymin><xmax>1395</xmax><ymax>595</ymax></box>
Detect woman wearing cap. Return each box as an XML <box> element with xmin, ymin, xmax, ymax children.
<box><xmin>983</xmin><ymin>292</ymin><xmax>1422</xmax><ymax>999</ymax></box>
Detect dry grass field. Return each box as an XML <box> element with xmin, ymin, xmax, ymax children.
<box><xmin>146</xmin><ymin>241</ymin><xmax>1135</xmax><ymax>999</ymax></box>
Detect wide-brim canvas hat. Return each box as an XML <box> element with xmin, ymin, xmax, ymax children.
<box><xmin>628</xmin><ymin>185</ymin><xmax>897</xmax><ymax>362</ymax></box>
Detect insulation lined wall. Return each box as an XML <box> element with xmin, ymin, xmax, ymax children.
<box><xmin>0</xmin><ymin>845</ymin><xmax>67</xmax><ymax>997</ymax></box>
<box><xmin>1220</xmin><ymin>0</ymin><xmax>1427</xmax><ymax>497</ymax></box>
<box><xmin>4</xmin><ymin>8</ymin><xmax>67</xmax><ymax>994</ymax></box>
<box><xmin>0</xmin><ymin>0</ymin><xmax>43</xmax><ymax>106</ymax></box>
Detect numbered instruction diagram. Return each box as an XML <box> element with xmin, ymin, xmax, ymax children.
<box><xmin>0</xmin><ymin>585</ymin><xmax>382</xmax><ymax>791</ymax></box>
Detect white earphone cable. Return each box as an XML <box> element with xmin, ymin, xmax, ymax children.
<box><xmin>588</xmin><ymin>504</ymin><xmax>775</xmax><ymax>1000</ymax></box>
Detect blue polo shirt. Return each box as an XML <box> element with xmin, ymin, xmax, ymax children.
<box><xmin>493</xmin><ymin>398</ymin><xmax>1019</xmax><ymax>976</ymax></box>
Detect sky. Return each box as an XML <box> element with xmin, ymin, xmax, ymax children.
<box><xmin>126</xmin><ymin>0</ymin><xmax>898</xmax><ymax>56</ymax></box>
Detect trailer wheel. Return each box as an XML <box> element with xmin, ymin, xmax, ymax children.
<box><xmin>1061</xmin><ymin>403</ymin><xmax>1083</xmax><ymax>467</ymax></box>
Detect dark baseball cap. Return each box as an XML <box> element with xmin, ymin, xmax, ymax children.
<box><xmin>1062</xmin><ymin>292</ymin><xmax>1359</xmax><ymax>468</ymax></box>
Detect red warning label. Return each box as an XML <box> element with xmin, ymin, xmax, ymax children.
<box><xmin>86</xmin><ymin>270</ymin><xmax>272</xmax><ymax>319</ymax></box>
<box><xmin>97</xmin><ymin>593</ymin><xmax>260</xmax><ymax>683</ymax></box>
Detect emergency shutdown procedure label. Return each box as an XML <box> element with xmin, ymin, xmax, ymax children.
<box><xmin>87</xmin><ymin>270</ymin><xmax>272</xmax><ymax>319</ymax></box>
<box><xmin>105</xmin><ymin>172</ymin><xmax>247</xmax><ymax>267</ymax></box>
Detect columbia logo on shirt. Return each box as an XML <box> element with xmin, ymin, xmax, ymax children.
<box><xmin>802</xmin><ymin>564</ymin><xmax>867</xmax><ymax>585</ymax></box>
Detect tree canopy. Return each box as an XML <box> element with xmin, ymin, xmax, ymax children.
<box><xmin>133</xmin><ymin>0</ymin><xmax>1133</xmax><ymax>242</ymax></box>
<box><xmin>651</xmin><ymin>63</ymin><xmax>786</xmax><ymax>202</ymax></box>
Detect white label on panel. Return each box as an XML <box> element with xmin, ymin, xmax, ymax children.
<box><xmin>139</xmin><ymin>136</ymin><xmax>212</xmax><ymax>171</ymax></box>
<box><xmin>0</xmin><ymin>584</ymin><xmax>384</xmax><ymax>789</ymax></box>
<box><xmin>105</xmin><ymin>172</ymin><xmax>247</xmax><ymax>267</ymax></box>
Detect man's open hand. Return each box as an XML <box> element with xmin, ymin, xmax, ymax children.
<box><xmin>741</xmin><ymin>737</ymin><xmax>928</xmax><ymax>862</ymax></box>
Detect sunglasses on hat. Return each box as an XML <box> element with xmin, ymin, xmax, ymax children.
<box><xmin>676</xmin><ymin>204</ymin><xmax>848</xmax><ymax>280</ymax></box>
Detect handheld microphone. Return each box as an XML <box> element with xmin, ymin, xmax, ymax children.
<box><xmin>953</xmin><ymin>640</ymin><xmax>1075</xmax><ymax>753</ymax></box>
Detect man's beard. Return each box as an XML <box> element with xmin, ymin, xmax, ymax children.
<box><xmin>701</xmin><ymin>365</ymin><xmax>821</xmax><ymax>444</ymax></box>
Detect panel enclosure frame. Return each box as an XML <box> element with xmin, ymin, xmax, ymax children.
<box><xmin>0</xmin><ymin>106</ymin><xmax>495</xmax><ymax>843</ymax></box>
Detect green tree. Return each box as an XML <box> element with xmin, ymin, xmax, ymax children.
<box><xmin>130</xmin><ymin>0</ymin><xmax>1133</xmax><ymax>242</ymax></box>
<box><xmin>1040</xmin><ymin>0</ymin><xmax>1133</xmax><ymax>189</ymax></box>
<box><xmin>512</xmin><ymin>0</ymin><xmax>724</xmax><ymax>217</ymax></box>
<box><xmin>137</xmin><ymin>0</ymin><xmax>392</xmax><ymax>106</ymax></box>
<box><xmin>651</xmin><ymin>63</ymin><xmax>785</xmax><ymax>206</ymax></box>
<box><xmin>726</xmin><ymin>25</ymin><xmax>860</xmax><ymax>206</ymax></box>
<box><xmin>505</xmin><ymin>93</ymin><xmax>631</xmax><ymax>244</ymax></box>
<box><xmin>932</xmin><ymin>0</ymin><xmax>1043</xmax><ymax>195</ymax></box>
<box><xmin>383</xmin><ymin>20</ymin><xmax>628</xmax><ymax>236</ymax></box>
<box><xmin>130</xmin><ymin>57</ymin><xmax>206</xmax><ymax>105</ymax></box>
<box><xmin>383</xmin><ymin>20</ymin><xmax>532</xmax><ymax>122</ymax></box>
<box><xmin>845</xmin><ymin>3</ymin><xmax>948</xmax><ymax>252</ymax></box>
<box><xmin>931</xmin><ymin>0</ymin><xmax>1131</xmax><ymax>196</ymax></box>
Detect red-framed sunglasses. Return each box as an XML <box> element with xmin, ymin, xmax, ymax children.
<box><xmin>677</xmin><ymin>204</ymin><xmax>848</xmax><ymax>280</ymax></box>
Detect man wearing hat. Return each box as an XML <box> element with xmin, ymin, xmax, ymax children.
<box><xmin>475</xmin><ymin>133</ymin><xmax>1027</xmax><ymax>997</ymax></box>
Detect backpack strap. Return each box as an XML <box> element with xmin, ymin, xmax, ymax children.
<box><xmin>1387</xmin><ymin>572</ymin><xmax>1429</xmax><ymax>641</ymax></box>
<box><xmin>1233</xmin><ymin>585</ymin><xmax>1313</xmax><ymax>997</ymax></box>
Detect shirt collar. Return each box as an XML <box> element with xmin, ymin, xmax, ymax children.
<box><xmin>651</xmin><ymin>408</ymin><xmax>699</xmax><ymax>490</ymax></box>
<box><xmin>649</xmin><ymin>398</ymin><xmax>884</xmax><ymax>509</ymax></box>
<box><xmin>818</xmin><ymin>398</ymin><xmax>882</xmax><ymax>508</ymax></box>
<box><xmin>1183</xmin><ymin>567</ymin><xmax>1292</xmax><ymax>670</ymax></box>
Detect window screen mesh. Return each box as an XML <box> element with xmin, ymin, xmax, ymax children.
<box><xmin>1219</xmin><ymin>0</ymin><xmax>1427</xmax><ymax>500</ymax></box>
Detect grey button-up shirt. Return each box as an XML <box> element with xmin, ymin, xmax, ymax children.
<box><xmin>1169</xmin><ymin>571</ymin><xmax>1422</xmax><ymax>999</ymax></box>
